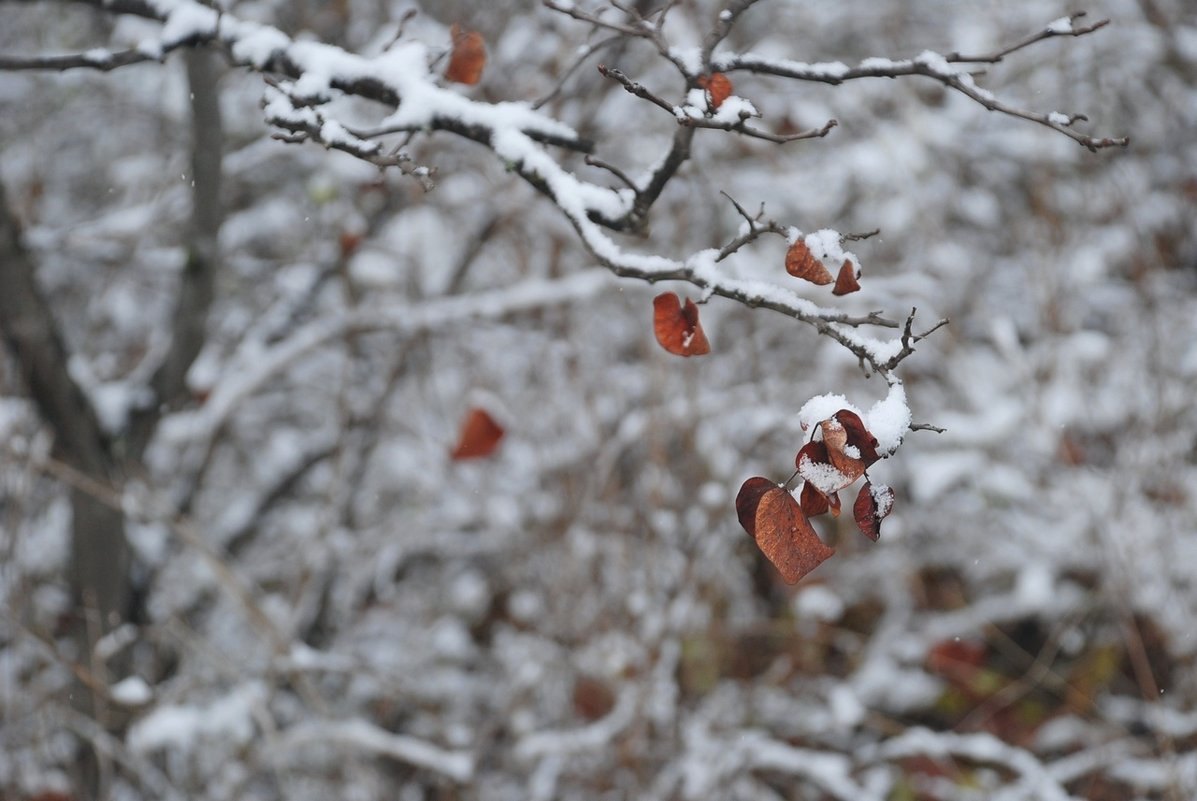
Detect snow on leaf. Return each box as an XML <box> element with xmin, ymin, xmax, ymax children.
<box><xmin>652</xmin><ymin>292</ymin><xmax>711</xmax><ymax>357</ymax></box>
<box><xmin>798</xmin><ymin>394</ymin><xmax>860</xmax><ymax>433</ymax></box>
<box><xmin>698</xmin><ymin>72</ymin><xmax>733</xmax><ymax>111</ymax></box>
<box><xmin>832</xmin><ymin>259</ymin><xmax>861</xmax><ymax>295</ymax></box>
<box><xmin>853</xmin><ymin>481</ymin><xmax>894</xmax><ymax>542</ymax></box>
<box><xmin>446</xmin><ymin>24</ymin><xmax>486</xmax><ymax>85</ymax></box>
<box><xmin>796</xmin><ymin>440</ymin><xmax>853</xmax><ymax>497</ymax></box>
<box><xmin>752</xmin><ymin>486</ymin><xmax>834</xmax><ymax>584</ymax></box>
<box><xmin>450</xmin><ymin>407</ymin><xmax>505</xmax><ymax>460</ymax></box>
<box><xmin>821</xmin><ymin>417</ymin><xmax>866</xmax><ymax>483</ymax></box>
<box><xmin>834</xmin><ymin>409</ymin><xmax>881</xmax><ymax>466</ymax></box>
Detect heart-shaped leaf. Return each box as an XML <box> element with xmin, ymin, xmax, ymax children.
<box><xmin>753</xmin><ymin>486</ymin><xmax>834</xmax><ymax>583</ymax></box>
<box><xmin>785</xmin><ymin>239</ymin><xmax>833</xmax><ymax>285</ymax></box>
<box><xmin>652</xmin><ymin>292</ymin><xmax>711</xmax><ymax>357</ymax></box>
<box><xmin>853</xmin><ymin>480</ymin><xmax>895</xmax><ymax>541</ymax></box>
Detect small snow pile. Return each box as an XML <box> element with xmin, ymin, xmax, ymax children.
<box><xmin>797</xmin><ymin>383</ymin><xmax>911</xmax><ymax>456</ymax></box>
<box><xmin>797</xmin><ymin>393</ymin><xmax>859</xmax><ymax>433</ymax></box>
<box><xmin>864</xmin><ymin>383</ymin><xmax>911</xmax><ymax>455</ymax></box>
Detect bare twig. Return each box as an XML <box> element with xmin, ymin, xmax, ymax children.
<box><xmin>714</xmin><ymin>191</ymin><xmax>788</xmax><ymax>261</ymax></box>
<box><xmin>881</xmin><ymin>308</ymin><xmax>951</xmax><ymax>372</ymax></box>
<box><xmin>585</xmin><ymin>154</ymin><xmax>638</xmax><ymax>191</ymax></box>
<box><xmin>597</xmin><ymin>64</ymin><xmax>675</xmax><ymax>114</ymax></box>
<box><xmin>946</xmin><ymin>12</ymin><xmax>1110</xmax><ymax>64</ymax></box>
<box><xmin>843</xmin><ymin>228</ymin><xmax>881</xmax><ymax>242</ymax></box>
<box><xmin>0</xmin><ymin>48</ymin><xmax>161</xmax><ymax>71</ymax></box>
<box><xmin>534</xmin><ymin>34</ymin><xmax>622</xmax><ymax>109</ymax></box>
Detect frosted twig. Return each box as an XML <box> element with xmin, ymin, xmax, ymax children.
<box><xmin>681</xmin><ymin>115</ymin><xmax>838</xmax><ymax>143</ymax></box>
<box><xmin>945</xmin><ymin>12</ymin><xmax>1110</xmax><ymax>64</ymax></box>
<box><xmin>712</xmin><ymin>25</ymin><xmax>1128</xmax><ymax>151</ymax></box>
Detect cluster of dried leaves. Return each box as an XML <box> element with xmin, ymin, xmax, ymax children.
<box><xmin>785</xmin><ymin>238</ymin><xmax>861</xmax><ymax>295</ymax></box>
<box><xmin>736</xmin><ymin>410</ymin><xmax>894</xmax><ymax>583</ymax></box>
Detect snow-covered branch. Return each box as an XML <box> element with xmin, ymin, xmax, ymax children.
<box><xmin>0</xmin><ymin>0</ymin><xmax>1125</xmax><ymax>399</ymax></box>
<box><xmin>279</xmin><ymin>719</ymin><xmax>475</xmax><ymax>782</ymax></box>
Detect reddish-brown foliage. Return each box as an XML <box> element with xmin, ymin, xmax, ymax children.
<box><xmin>652</xmin><ymin>292</ymin><xmax>711</xmax><ymax>356</ymax></box>
<box><xmin>446</xmin><ymin>24</ymin><xmax>486</xmax><ymax>85</ymax></box>
<box><xmin>450</xmin><ymin>406</ymin><xmax>505</xmax><ymax>459</ymax></box>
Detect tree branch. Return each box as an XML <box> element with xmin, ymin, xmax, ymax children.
<box><xmin>945</xmin><ymin>12</ymin><xmax>1111</xmax><ymax>64</ymax></box>
<box><xmin>126</xmin><ymin>49</ymin><xmax>224</xmax><ymax>461</ymax></box>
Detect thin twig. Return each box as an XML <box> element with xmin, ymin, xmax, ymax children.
<box><xmin>946</xmin><ymin>12</ymin><xmax>1110</xmax><ymax>64</ymax></box>
<box><xmin>585</xmin><ymin>154</ymin><xmax>638</xmax><ymax>191</ymax></box>
<box><xmin>533</xmin><ymin>34</ymin><xmax>622</xmax><ymax>109</ymax></box>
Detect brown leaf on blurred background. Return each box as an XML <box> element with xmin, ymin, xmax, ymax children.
<box><xmin>446</xmin><ymin>24</ymin><xmax>486</xmax><ymax>85</ymax></box>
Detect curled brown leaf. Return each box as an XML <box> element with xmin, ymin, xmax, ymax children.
<box><xmin>853</xmin><ymin>480</ymin><xmax>895</xmax><ymax>541</ymax></box>
<box><xmin>652</xmin><ymin>292</ymin><xmax>711</xmax><ymax>357</ymax></box>
<box><xmin>785</xmin><ymin>239</ymin><xmax>834</xmax><ymax>285</ymax></box>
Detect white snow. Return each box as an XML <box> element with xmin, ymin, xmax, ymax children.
<box><xmin>110</xmin><ymin>676</ymin><xmax>153</xmax><ymax>705</ymax></box>
<box><xmin>798</xmin><ymin>393</ymin><xmax>860</xmax><ymax>433</ymax></box>
<box><xmin>863</xmin><ymin>383</ymin><xmax>911</xmax><ymax>455</ymax></box>
<box><xmin>798</xmin><ymin>452</ymin><xmax>852</xmax><ymax>495</ymax></box>
<box><xmin>1046</xmin><ymin>16</ymin><xmax>1074</xmax><ymax>35</ymax></box>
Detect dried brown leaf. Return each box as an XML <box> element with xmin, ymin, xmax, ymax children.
<box><xmin>736</xmin><ymin>476</ymin><xmax>776</xmax><ymax>537</ymax></box>
<box><xmin>652</xmin><ymin>292</ymin><xmax>711</xmax><ymax>357</ymax></box>
<box><xmin>753</xmin><ymin>487</ymin><xmax>834</xmax><ymax>584</ymax></box>
<box><xmin>785</xmin><ymin>239</ymin><xmax>833</xmax><ymax>285</ymax></box>
<box><xmin>450</xmin><ymin>406</ymin><xmax>504</xmax><ymax>459</ymax></box>
<box><xmin>832</xmin><ymin>258</ymin><xmax>860</xmax><ymax>295</ymax></box>
<box><xmin>699</xmin><ymin>72</ymin><xmax>733</xmax><ymax>110</ymax></box>
<box><xmin>835</xmin><ymin>409</ymin><xmax>881</xmax><ymax>467</ymax></box>
<box><xmin>446</xmin><ymin>24</ymin><xmax>486</xmax><ymax>85</ymax></box>
<box><xmin>821</xmin><ymin>418</ymin><xmax>866</xmax><ymax>483</ymax></box>
<box><xmin>853</xmin><ymin>480</ymin><xmax>895</xmax><ymax>541</ymax></box>
<box><xmin>799</xmin><ymin>480</ymin><xmax>829</xmax><ymax>517</ymax></box>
